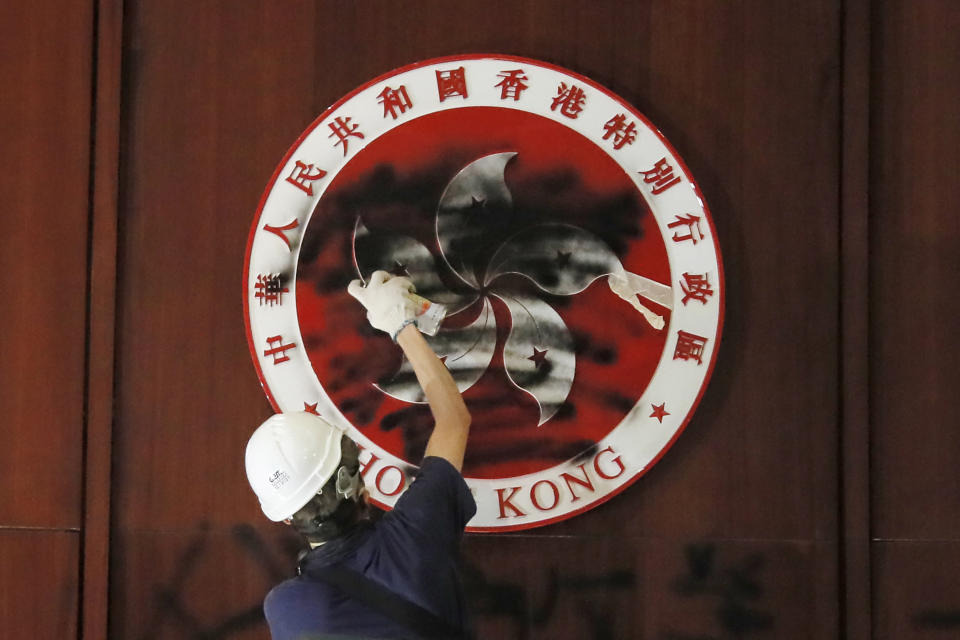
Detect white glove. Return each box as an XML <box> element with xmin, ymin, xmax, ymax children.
<box><xmin>348</xmin><ymin>271</ymin><xmax>421</xmax><ymax>340</ymax></box>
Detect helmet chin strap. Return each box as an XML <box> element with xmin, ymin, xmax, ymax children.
<box><xmin>294</xmin><ymin>465</ymin><xmax>367</xmax><ymax>546</ymax></box>
<box><xmin>335</xmin><ymin>464</ymin><xmax>363</xmax><ymax>501</ymax></box>
<box><xmin>290</xmin><ymin>435</ymin><xmax>367</xmax><ymax>547</ymax></box>
<box><xmin>300</xmin><ymin>475</ymin><xmax>366</xmax><ymax>554</ymax></box>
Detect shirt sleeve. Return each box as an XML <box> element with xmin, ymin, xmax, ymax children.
<box><xmin>262</xmin><ymin>581</ymin><xmax>307</xmax><ymax>640</ymax></box>
<box><xmin>381</xmin><ymin>456</ymin><xmax>477</xmax><ymax>549</ymax></box>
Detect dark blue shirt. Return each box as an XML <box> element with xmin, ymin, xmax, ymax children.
<box><xmin>264</xmin><ymin>457</ymin><xmax>477</xmax><ymax>639</ymax></box>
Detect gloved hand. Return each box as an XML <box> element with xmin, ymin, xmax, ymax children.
<box><xmin>347</xmin><ymin>271</ymin><xmax>422</xmax><ymax>340</ymax></box>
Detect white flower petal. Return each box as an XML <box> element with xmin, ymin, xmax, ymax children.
<box><xmin>494</xmin><ymin>291</ymin><xmax>576</xmax><ymax>426</ymax></box>
<box><xmin>436</xmin><ymin>152</ymin><xmax>517</xmax><ymax>288</ymax></box>
<box><xmin>375</xmin><ymin>297</ymin><xmax>497</xmax><ymax>402</ymax></box>
<box><xmin>353</xmin><ymin>217</ymin><xmax>475</xmax><ymax>314</ymax></box>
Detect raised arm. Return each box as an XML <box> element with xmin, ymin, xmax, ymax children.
<box><xmin>396</xmin><ymin>324</ymin><xmax>471</xmax><ymax>471</ymax></box>
<box><xmin>347</xmin><ymin>271</ymin><xmax>472</xmax><ymax>471</ymax></box>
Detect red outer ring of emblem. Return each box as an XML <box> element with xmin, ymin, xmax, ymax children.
<box><xmin>243</xmin><ymin>53</ymin><xmax>726</xmax><ymax>531</ymax></box>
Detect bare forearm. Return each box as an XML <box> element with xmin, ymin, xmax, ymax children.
<box><xmin>396</xmin><ymin>324</ymin><xmax>471</xmax><ymax>470</ymax></box>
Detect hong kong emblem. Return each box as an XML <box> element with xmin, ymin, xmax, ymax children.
<box><xmin>244</xmin><ymin>54</ymin><xmax>724</xmax><ymax>531</ymax></box>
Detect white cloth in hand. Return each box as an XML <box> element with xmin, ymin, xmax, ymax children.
<box><xmin>347</xmin><ymin>271</ymin><xmax>420</xmax><ymax>340</ymax></box>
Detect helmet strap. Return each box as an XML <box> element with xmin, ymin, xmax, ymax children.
<box><xmin>335</xmin><ymin>464</ymin><xmax>363</xmax><ymax>501</ymax></box>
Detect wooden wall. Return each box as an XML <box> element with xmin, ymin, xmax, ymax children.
<box><xmin>870</xmin><ymin>2</ymin><xmax>960</xmax><ymax>638</ymax></box>
<box><xmin>0</xmin><ymin>0</ymin><xmax>92</xmax><ymax>637</ymax></box>
<box><xmin>1</xmin><ymin>1</ymin><xmax>957</xmax><ymax>638</ymax></box>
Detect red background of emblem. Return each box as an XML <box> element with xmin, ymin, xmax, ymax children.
<box><xmin>296</xmin><ymin>107</ymin><xmax>672</xmax><ymax>478</ymax></box>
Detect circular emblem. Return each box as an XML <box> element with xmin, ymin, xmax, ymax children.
<box><xmin>244</xmin><ymin>54</ymin><xmax>724</xmax><ymax>531</ymax></box>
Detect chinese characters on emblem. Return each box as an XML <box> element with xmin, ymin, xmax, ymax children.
<box><xmin>550</xmin><ymin>83</ymin><xmax>586</xmax><ymax>118</ymax></box>
<box><xmin>254</xmin><ymin>274</ymin><xmax>289</xmax><ymax>306</ymax></box>
<box><xmin>639</xmin><ymin>153</ymin><xmax>713</xmax><ymax>368</ymax></box>
<box><xmin>674</xmin><ymin>330</ymin><xmax>708</xmax><ymax>365</ymax></box>
<box><xmin>641</xmin><ymin>157</ymin><xmax>681</xmax><ymax>194</ymax></box>
<box><xmin>495</xmin><ymin>69</ymin><xmax>529</xmax><ymax>100</ymax></box>
<box><xmin>263</xmin><ymin>335</ymin><xmax>296</xmax><ymax>365</ymax></box>
<box><xmin>668</xmin><ymin>213</ymin><xmax>711</xmax><ymax>362</ymax></box>
<box><xmin>680</xmin><ymin>273</ymin><xmax>714</xmax><ymax>306</ymax></box>
<box><xmin>602</xmin><ymin>114</ymin><xmax>638</xmax><ymax>149</ymax></box>
<box><xmin>285</xmin><ymin>161</ymin><xmax>327</xmax><ymax>196</ymax></box>
<box><xmin>436</xmin><ymin>67</ymin><xmax>468</xmax><ymax>101</ymax></box>
<box><xmin>328</xmin><ymin>116</ymin><xmax>365</xmax><ymax>156</ymax></box>
<box><xmin>262</xmin><ymin>219</ymin><xmax>300</xmax><ymax>250</ymax></box>
<box><xmin>378</xmin><ymin>85</ymin><xmax>413</xmax><ymax>119</ymax></box>
<box><xmin>668</xmin><ymin>214</ymin><xmax>704</xmax><ymax>245</ymax></box>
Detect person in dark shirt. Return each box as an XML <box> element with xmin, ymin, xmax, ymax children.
<box><xmin>245</xmin><ymin>271</ymin><xmax>474</xmax><ymax>639</ymax></box>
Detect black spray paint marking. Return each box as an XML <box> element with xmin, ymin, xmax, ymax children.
<box><xmin>666</xmin><ymin>544</ymin><xmax>774</xmax><ymax>639</ymax></box>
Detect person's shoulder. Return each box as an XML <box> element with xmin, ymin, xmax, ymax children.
<box><xmin>264</xmin><ymin>575</ymin><xmax>302</xmax><ymax>610</ymax></box>
<box><xmin>404</xmin><ymin>456</ymin><xmax>471</xmax><ymax>500</ymax></box>
<box><xmin>417</xmin><ymin>455</ymin><xmax>463</xmax><ymax>478</ymax></box>
<box><xmin>264</xmin><ymin>572</ymin><xmax>332</xmax><ymax>611</ymax></box>
<box><xmin>380</xmin><ymin>456</ymin><xmax>476</xmax><ymax>537</ymax></box>
<box><xmin>263</xmin><ymin>575</ymin><xmax>342</xmax><ymax>640</ymax></box>
<box><xmin>263</xmin><ymin>577</ymin><xmax>295</xmax><ymax>631</ymax></box>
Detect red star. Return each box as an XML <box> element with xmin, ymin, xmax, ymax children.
<box><xmin>650</xmin><ymin>402</ymin><xmax>670</xmax><ymax>423</ymax></box>
<box><xmin>528</xmin><ymin>347</ymin><xmax>548</xmax><ymax>368</ymax></box>
<box><xmin>303</xmin><ymin>402</ymin><xmax>319</xmax><ymax>415</ymax></box>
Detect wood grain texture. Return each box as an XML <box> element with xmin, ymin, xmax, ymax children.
<box><xmin>870</xmin><ymin>0</ymin><xmax>960</xmax><ymax>539</ymax></box>
<box><xmin>870</xmin><ymin>2</ymin><xmax>960</xmax><ymax>636</ymax></box>
<box><xmin>113</xmin><ymin>0</ymin><xmax>316</xmax><ymax>531</ymax></box>
<box><xmin>0</xmin><ymin>531</ymin><xmax>79</xmax><ymax>638</ymax></box>
<box><xmin>840</xmin><ymin>0</ymin><xmax>872</xmax><ymax>638</ymax></box>
<box><xmin>873</xmin><ymin>542</ymin><xmax>960</xmax><ymax>640</ymax></box>
<box><xmin>0</xmin><ymin>0</ymin><xmax>92</xmax><ymax>528</ymax></box>
<box><xmin>83</xmin><ymin>1</ymin><xmax>125</xmax><ymax>637</ymax></box>
<box><xmin>110</xmin><ymin>524</ymin><xmax>299</xmax><ymax>640</ymax></box>
<box><xmin>462</xmin><ymin>536</ymin><xmax>838</xmax><ymax>639</ymax></box>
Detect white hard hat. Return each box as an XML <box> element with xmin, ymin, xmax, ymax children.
<box><xmin>245</xmin><ymin>411</ymin><xmax>345</xmax><ymax>522</ymax></box>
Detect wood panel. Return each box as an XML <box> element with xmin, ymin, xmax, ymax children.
<box><xmin>112</xmin><ymin>0</ymin><xmax>842</xmax><ymax>637</ymax></box>
<box><xmin>462</xmin><ymin>536</ymin><xmax>837</xmax><ymax>639</ymax></box>
<box><xmin>113</xmin><ymin>0</ymin><xmax>316</xmax><ymax>531</ymax></box>
<box><xmin>871</xmin><ymin>0</ymin><xmax>960</xmax><ymax>542</ymax></box>
<box><xmin>83</xmin><ymin>0</ymin><xmax>125</xmax><ymax>637</ymax></box>
<box><xmin>840</xmin><ymin>0</ymin><xmax>872</xmax><ymax>637</ymax></box>
<box><xmin>874</xmin><ymin>542</ymin><xmax>960</xmax><ymax>640</ymax></box>
<box><xmin>0</xmin><ymin>531</ymin><xmax>79</xmax><ymax>638</ymax></box>
<box><xmin>110</xmin><ymin>525</ymin><xmax>299</xmax><ymax>640</ymax></box>
<box><xmin>0</xmin><ymin>0</ymin><xmax>92</xmax><ymax>528</ymax></box>
<box><xmin>111</xmin><ymin>1</ymin><xmax>320</xmax><ymax>633</ymax></box>
<box><xmin>871</xmin><ymin>1</ymin><xmax>960</xmax><ymax>636</ymax></box>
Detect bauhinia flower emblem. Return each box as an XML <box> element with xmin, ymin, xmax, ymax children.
<box><xmin>353</xmin><ymin>152</ymin><xmax>674</xmax><ymax>426</ymax></box>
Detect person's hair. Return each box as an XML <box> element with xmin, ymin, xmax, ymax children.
<box><xmin>289</xmin><ymin>435</ymin><xmax>369</xmax><ymax>544</ymax></box>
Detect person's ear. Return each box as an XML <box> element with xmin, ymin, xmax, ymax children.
<box><xmin>283</xmin><ymin>518</ymin><xmax>292</xmax><ymax>525</ymax></box>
